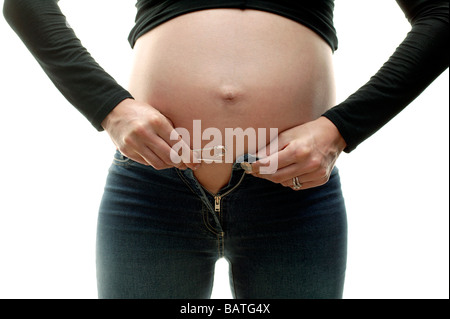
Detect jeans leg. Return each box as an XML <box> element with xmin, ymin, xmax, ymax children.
<box><xmin>96</xmin><ymin>152</ymin><xmax>218</xmax><ymax>299</ymax></box>
<box><xmin>224</xmin><ymin>169</ymin><xmax>348</xmax><ymax>299</ymax></box>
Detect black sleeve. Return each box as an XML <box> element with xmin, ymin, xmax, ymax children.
<box><xmin>322</xmin><ymin>0</ymin><xmax>449</xmax><ymax>153</ymax></box>
<box><xmin>3</xmin><ymin>0</ymin><xmax>134</xmax><ymax>131</ymax></box>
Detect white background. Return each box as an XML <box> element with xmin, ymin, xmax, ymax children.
<box><xmin>0</xmin><ymin>0</ymin><xmax>448</xmax><ymax>299</ymax></box>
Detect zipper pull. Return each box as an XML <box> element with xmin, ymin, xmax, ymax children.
<box><xmin>214</xmin><ymin>196</ymin><xmax>222</xmax><ymax>213</ymax></box>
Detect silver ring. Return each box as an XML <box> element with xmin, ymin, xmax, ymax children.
<box><xmin>292</xmin><ymin>177</ymin><xmax>302</xmax><ymax>190</ymax></box>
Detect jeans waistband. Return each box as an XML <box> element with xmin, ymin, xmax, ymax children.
<box><xmin>177</xmin><ymin>153</ymin><xmax>257</xmax><ymax>192</ymax></box>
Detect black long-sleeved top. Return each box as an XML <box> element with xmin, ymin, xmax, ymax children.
<box><xmin>3</xmin><ymin>0</ymin><xmax>449</xmax><ymax>152</ymax></box>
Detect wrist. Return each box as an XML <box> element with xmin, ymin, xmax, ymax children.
<box><xmin>101</xmin><ymin>98</ymin><xmax>135</xmax><ymax>130</ymax></box>
<box><xmin>317</xmin><ymin>116</ymin><xmax>347</xmax><ymax>153</ymax></box>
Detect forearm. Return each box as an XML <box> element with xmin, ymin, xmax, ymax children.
<box><xmin>3</xmin><ymin>0</ymin><xmax>133</xmax><ymax>130</ymax></box>
<box><xmin>323</xmin><ymin>0</ymin><xmax>449</xmax><ymax>152</ymax></box>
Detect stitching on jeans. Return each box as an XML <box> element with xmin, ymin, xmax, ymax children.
<box><xmin>176</xmin><ymin>169</ymin><xmax>224</xmax><ymax>236</ymax></box>
<box><xmin>218</xmin><ymin>232</ymin><xmax>225</xmax><ymax>259</ymax></box>
<box><xmin>202</xmin><ymin>204</ymin><xmax>221</xmax><ymax>236</ymax></box>
<box><xmin>218</xmin><ymin>236</ymin><xmax>222</xmax><ymax>258</ymax></box>
<box><xmin>175</xmin><ymin>169</ymin><xmax>198</xmax><ymax>196</ymax></box>
<box><xmin>218</xmin><ymin>203</ymin><xmax>224</xmax><ymax>258</ymax></box>
<box><xmin>176</xmin><ymin>168</ymin><xmax>227</xmax><ymax>259</ymax></box>
<box><xmin>112</xmin><ymin>157</ymin><xmax>131</xmax><ymax>167</ymax></box>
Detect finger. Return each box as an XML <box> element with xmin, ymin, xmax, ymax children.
<box><xmin>146</xmin><ymin>137</ymin><xmax>184</xmax><ymax>168</ymax></box>
<box><xmin>266</xmin><ymin>163</ymin><xmax>309</xmax><ymax>184</ymax></box>
<box><xmin>120</xmin><ymin>150</ymin><xmax>149</xmax><ymax>166</ymax></box>
<box><xmin>169</xmin><ymin>144</ymin><xmax>191</xmax><ymax>170</ymax></box>
<box><xmin>251</xmin><ymin>143</ymin><xmax>305</xmax><ymax>176</ymax></box>
<box><xmin>289</xmin><ymin>180</ymin><xmax>327</xmax><ymax>191</ymax></box>
<box><xmin>245</xmin><ymin>132</ymin><xmax>288</xmax><ymax>175</ymax></box>
<box><xmin>254</xmin><ymin>133</ymin><xmax>289</xmax><ymax>158</ymax></box>
<box><xmin>134</xmin><ymin>115</ymin><xmax>195</xmax><ymax>169</ymax></box>
<box><xmin>149</xmin><ymin>135</ymin><xmax>201</xmax><ymax>171</ymax></box>
<box><xmin>281</xmin><ymin>176</ymin><xmax>304</xmax><ymax>191</ymax></box>
<box><xmin>119</xmin><ymin>146</ymin><xmax>170</xmax><ymax>169</ymax></box>
<box><xmin>159</xmin><ymin>126</ymin><xmax>201</xmax><ymax>170</ymax></box>
<box><xmin>250</xmin><ymin>149</ymin><xmax>283</xmax><ymax>175</ymax></box>
<box><xmin>137</xmin><ymin>145</ymin><xmax>173</xmax><ymax>170</ymax></box>
<box><xmin>280</xmin><ymin>174</ymin><xmax>309</xmax><ymax>188</ymax></box>
<box><xmin>281</xmin><ymin>170</ymin><xmax>330</xmax><ymax>190</ymax></box>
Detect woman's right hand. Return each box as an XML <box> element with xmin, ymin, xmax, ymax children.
<box><xmin>102</xmin><ymin>98</ymin><xmax>199</xmax><ymax>171</ymax></box>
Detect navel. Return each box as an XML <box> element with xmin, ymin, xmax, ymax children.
<box><xmin>218</xmin><ymin>85</ymin><xmax>243</xmax><ymax>104</ymax></box>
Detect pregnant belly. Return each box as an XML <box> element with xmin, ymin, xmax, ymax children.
<box><xmin>128</xmin><ymin>9</ymin><xmax>336</xmax><ymax>193</ymax></box>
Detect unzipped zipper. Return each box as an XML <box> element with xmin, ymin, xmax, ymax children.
<box><xmin>206</xmin><ymin>171</ymin><xmax>246</xmax><ymax>213</ymax></box>
<box><xmin>214</xmin><ymin>196</ymin><xmax>222</xmax><ymax>212</ymax></box>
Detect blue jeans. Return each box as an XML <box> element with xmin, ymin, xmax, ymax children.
<box><xmin>96</xmin><ymin>151</ymin><xmax>347</xmax><ymax>299</ymax></box>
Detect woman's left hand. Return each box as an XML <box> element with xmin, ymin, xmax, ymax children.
<box><xmin>249</xmin><ymin>117</ymin><xmax>347</xmax><ymax>190</ymax></box>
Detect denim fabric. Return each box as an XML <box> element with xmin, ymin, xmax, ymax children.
<box><xmin>96</xmin><ymin>151</ymin><xmax>347</xmax><ymax>299</ymax></box>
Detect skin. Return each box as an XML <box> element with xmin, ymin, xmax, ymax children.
<box><xmin>249</xmin><ymin>116</ymin><xmax>347</xmax><ymax>190</ymax></box>
<box><xmin>102</xmin><ymin>9</ymin><xmax>347</xmax><ymax>193</ymax></box>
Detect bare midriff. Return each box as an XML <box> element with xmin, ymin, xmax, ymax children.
<box><xmin>128</xmin><ymin>9</ymin><xmax>336</xmax><ymax>194</ymax></box>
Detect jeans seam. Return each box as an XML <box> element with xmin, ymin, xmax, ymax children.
<box><xmin>218</xmin><ymin>202</ymin><xmax>225</xmax><ymax>258</ymax></box>
<box><xmin>202</xmin><ymin>204</ymin><xmax>221</xmax><ymax>236</ymax></box>
<box><xmin>175</xmin><ymin>169</ymin><xmax>198</xmax><ymax>196</ymax></box>
<box><xmin>176</xmin><ymin>169</ymin><xmax>217</xmax><ymax>216</ymax></box>
<box><xmin>218</xmin><ymin>234</ymin><xmax>224</xmax><ymax>259</ymax></box>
